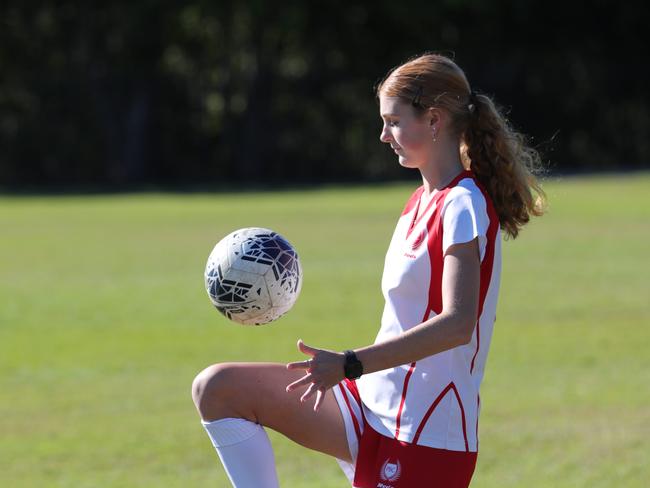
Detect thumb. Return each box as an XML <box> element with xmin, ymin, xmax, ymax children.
<box><xmin>297</xmin><ymin>339</ymin><xmax>319</xmax><ymax>357</ymax></box>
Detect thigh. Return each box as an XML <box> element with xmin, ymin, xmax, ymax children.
<box><xmin>202</xmin><ymin>362</ymin><xmax>352</xmax><ymax>462</ymax></box>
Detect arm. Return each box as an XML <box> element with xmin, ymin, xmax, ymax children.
<box><xmin>286</xmin><ymin>237</ymin><xmax>481</xmax><ymax>410</ymax></box>
<box><xmin>356</xmin><ymin>236</ymin><xmax>480</xmax><ymax>373</ymax></box>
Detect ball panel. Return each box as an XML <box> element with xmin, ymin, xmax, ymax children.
<box><xmin>209</xmin><ymin>273</ymin><xmax>272</xmax><ymax>325</ymax></box>
<box><xmin>266</xmin><ymin>254</ymin><xmax>302</xmax><ymax>306</ymax></box>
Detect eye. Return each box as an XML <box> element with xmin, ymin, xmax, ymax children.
<box><xmin>388</xmin><ymin>120</ymin><xmax>399</xmax><ymax>127</ymax></box>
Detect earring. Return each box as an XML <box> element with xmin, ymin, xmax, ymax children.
<box><xmin>432</xmin><ymin>128</ymin><xmax>437</xmax><ymax>142</ymax></box>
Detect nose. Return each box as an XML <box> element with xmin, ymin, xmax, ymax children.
<box><xmin>379</xmin><ymin>124</ymin><xmax>391</xmax><ymax>143</ymax></box>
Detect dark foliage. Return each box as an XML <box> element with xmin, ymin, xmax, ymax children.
<box><xmin>1</xmin><ymin>1</ymin><xmax>648</xmax><ymax>187</ymax></box>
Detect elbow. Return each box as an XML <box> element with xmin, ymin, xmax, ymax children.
<box><xmin>455</xmin><ymin>315</ymin><xmax>477</xmax><ymax>345</ymax></box>
<box><xmin>457</xmin><ymin>331</ymin><xmax>473</xmax><ymax>346</ymax></box>
<box><xmin>459</xmin><ymin>332</ymin><xmax>473</xmax><ymax>345</ymax></box>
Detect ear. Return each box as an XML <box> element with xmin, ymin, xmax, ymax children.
<box><xmin>427</xmin><ymin>108</ymin><xmax>442</xmax><ymax>133</ymax></box>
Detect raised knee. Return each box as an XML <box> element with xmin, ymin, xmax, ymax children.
<box><xmin>191</xmin><ymin>363</ymin><xmax>238</xmax><ymax>420</ymax></box>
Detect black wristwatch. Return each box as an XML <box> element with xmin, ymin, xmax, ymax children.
<box><xmin>343</xmin><ymin>350</ymin><xmax>363</xmax><ymax>379</ymax></box>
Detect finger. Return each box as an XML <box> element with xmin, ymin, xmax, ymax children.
<box><xmin>300</xmin><ymin>383</ymin><xmax>317</xmax><ymax>403</ymax></box>
<box><xmin>285</xmin><ymin>374</ymin><xmax>312</xmax><ymax>393</ymax></box>
<box><xmin>313</xmin><ymin>389</ymin><xmax>325</xmax><ymax>412</ymax></box>
<box><xmin>286</xmin><ymin>360</ymin><xmax>312</xmax><ymax>370</ymax></box>
<box><xmin>297</xmin><ymin>339</ymin><xmax>320</xmax><ymax>356</ymax></box>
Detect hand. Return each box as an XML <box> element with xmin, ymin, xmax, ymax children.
<box><xmin>286</xmin><ymin>339</ymin><xmax>345</xmax><ymax>412</ymax></box>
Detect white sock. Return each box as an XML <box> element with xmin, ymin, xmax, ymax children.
<box><xmin>202</xmin><ymin>418</ymin><xmax>280</xmax><ymax>488</ymax></box>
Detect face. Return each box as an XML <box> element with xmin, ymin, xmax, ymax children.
<box><xmin>379</xmin><ymin>95</ymin><xmax>436</xmax><ymax>169</ymax></box>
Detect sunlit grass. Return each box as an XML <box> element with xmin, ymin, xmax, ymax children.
<box><xmin>1</xmin><ymin>173</ymin><xmax>649</xmax><ymax>487</ymax></box>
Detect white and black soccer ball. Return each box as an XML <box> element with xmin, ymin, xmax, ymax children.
<box><xmin>204</xmin><ymin>228</ymin><xmax>303</xmax><ymax>325</ymax></box>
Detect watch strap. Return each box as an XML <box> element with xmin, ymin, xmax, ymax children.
<box><xmin>343</xmin><ymin>350</ymin><xmax>363</xmax><ymax>379</ymax></box>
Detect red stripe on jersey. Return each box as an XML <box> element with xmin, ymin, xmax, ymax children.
<box><xmin>401</xmin><ymin>186</ymin><xmax>424</xmax><ymax>216</ymax></box>
<box><xmin>470</xmin><ymin>319</ymin><xmax>480</xmax><ymax>372</ymax></box>
<box><xmin>338</xmin><ymin>383</ymin><xmax>362</xmax><ymax>441</ymax></box>
<box><xmin>423</xmin><ymin>190</ymin><xmax>450</xmax><ymax>315</ymax></box>
<box><xmin>469</xmin><ymin>179</ymin><xmax>500</xmax><ymax>374</ymax></box>
<box><xmin>413</xmin><ymin>382</ymin><xmax>469</xmax><ymax>451</ymax></box>
<box><xmin>451</xmin><ymin>384</ymin><xmax>470</xmax><ymax>452</ymax></box>
<box><xmin>407</xmin><ymin>190</ymin><xmax>441</xmax><ymax>239</ymax></box>
<box><xmin>413</xmin><ymin>383</ymin><xmax>453</xmax><ymax>444</ymax></box>
<box><xmin>394</xmin><ymin>362</ymin><xmax>416</xmax><ymax>439</ymax></box>
<box><xmin>343</xmin><ymin>378</ymin><xmax>366</xmax><ymax>423</ymax></box>
<box><xmin>343</xmin><ymin>378</ymin><xmax>361</xmax><ymax>403</ymax></box>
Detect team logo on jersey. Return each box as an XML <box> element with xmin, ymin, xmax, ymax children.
<box><xmin>410</xmin><ymin>229</ymin><xmax>426</xmax><ymax>250</ymax></box>
<box><xmin>380</xmin><ymin>457</ymin><xmax>402</xmax><ymax>482</ymax></box>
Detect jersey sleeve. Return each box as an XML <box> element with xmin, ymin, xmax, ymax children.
<box><xmin>441</xmin><ymin>186</ymin><xmax>490</xmax><ymax>261</ymax></box>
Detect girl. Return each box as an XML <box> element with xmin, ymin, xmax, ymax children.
<box><xmin>192</xmin><ymin>53</ymin><xmax>545</xmax><ymax>487</ymax></box>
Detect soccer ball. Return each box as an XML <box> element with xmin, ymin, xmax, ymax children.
<box><xmin>204</xmin><ymin>227</ymin><xmax>303</xmax><ymax>325</ymax></box>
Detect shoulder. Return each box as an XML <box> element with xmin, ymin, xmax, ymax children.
<box><xmin>440</xmin><ymin>176</ymin><xmax>495</xmax><ymax>258</ymax></box>
<box><xmin>442</xmin><ymin>178</ymin><xmax>487</xmax><ymax>213</ymax></box>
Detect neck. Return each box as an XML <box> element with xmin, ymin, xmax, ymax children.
<box><xmin>420</xmin><ymin>140</ymin><xmax>465</xmax><ymax>195</ymax></box>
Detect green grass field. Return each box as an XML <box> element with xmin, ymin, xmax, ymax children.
<box><xmin>1</xmin><ymin>173</ymin><xmax>649</xmax><ymax>487</ymax></box>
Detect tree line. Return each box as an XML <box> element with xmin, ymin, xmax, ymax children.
<box><xmin>1</xmin><ymin>0</ymin><xmax>647</xmax><ymax>187</ymax></box>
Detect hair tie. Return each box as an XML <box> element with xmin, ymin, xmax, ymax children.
<box><xmin>468</xmin><ymin>91</ymin><xmax>478</xmax><ymax>113</ymax></box>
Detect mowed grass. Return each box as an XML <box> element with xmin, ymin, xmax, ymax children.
<box><xmin>1</xmin><ymin>173</ymin><xmax>649</xmax><ymax>487</ymax></box>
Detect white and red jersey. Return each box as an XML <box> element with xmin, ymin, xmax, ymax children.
<box><xmin>356</xmin><ymin>170</ymin><xmax>501</xmax><ymax>453</ymax></box>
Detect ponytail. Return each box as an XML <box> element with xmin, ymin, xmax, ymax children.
<box><xmin>377</xmin><ymin>53</ymin><xmax>546</xmax><ymax>238</ymax></box>
<box><xmin>463</xmin><ymin>93</ymin><xmax>546</xmax><ymax>239</ymax></box>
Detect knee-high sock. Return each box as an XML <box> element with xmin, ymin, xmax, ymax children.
<box><xmin>202</xmin><ymin>418</ymin><xmax>280</xmax><ymax>488</ymax></box>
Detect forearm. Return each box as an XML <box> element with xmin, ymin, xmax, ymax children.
<box><xmin>355</xmin><ymin>313</ymin><xmax>474</xmax><ymax>375</ymax></box>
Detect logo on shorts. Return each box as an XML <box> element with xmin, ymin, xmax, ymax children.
<box><xmin>380</xmin><ymin>457</ymin><xmax>402</xmax><ymax>482</ymax></box>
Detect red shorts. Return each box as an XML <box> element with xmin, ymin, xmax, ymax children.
<box><xmin>334</xmin><ymin>379</ymin><xmax>477</xmax><ymax>488</ymax></box>
<box><xmin>354</xmin><ymin>423</ymin><xmax>477</xmax><ymax>488</ymax></box>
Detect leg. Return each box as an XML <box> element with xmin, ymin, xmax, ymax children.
<box><xmin>192</xmin><ymin>362</ymin><xmax>352</xmax><ymax>462</ymax></box>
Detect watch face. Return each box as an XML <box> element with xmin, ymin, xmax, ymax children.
<box><xmin>349</xmin><ymin>364</ymin><xmax>362</xmax><ymax>379</ymax></box>
<box><xmin>344</xmin><ymin>351</ymin><xmax>363</xmax><ymax>379</ymax></box>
